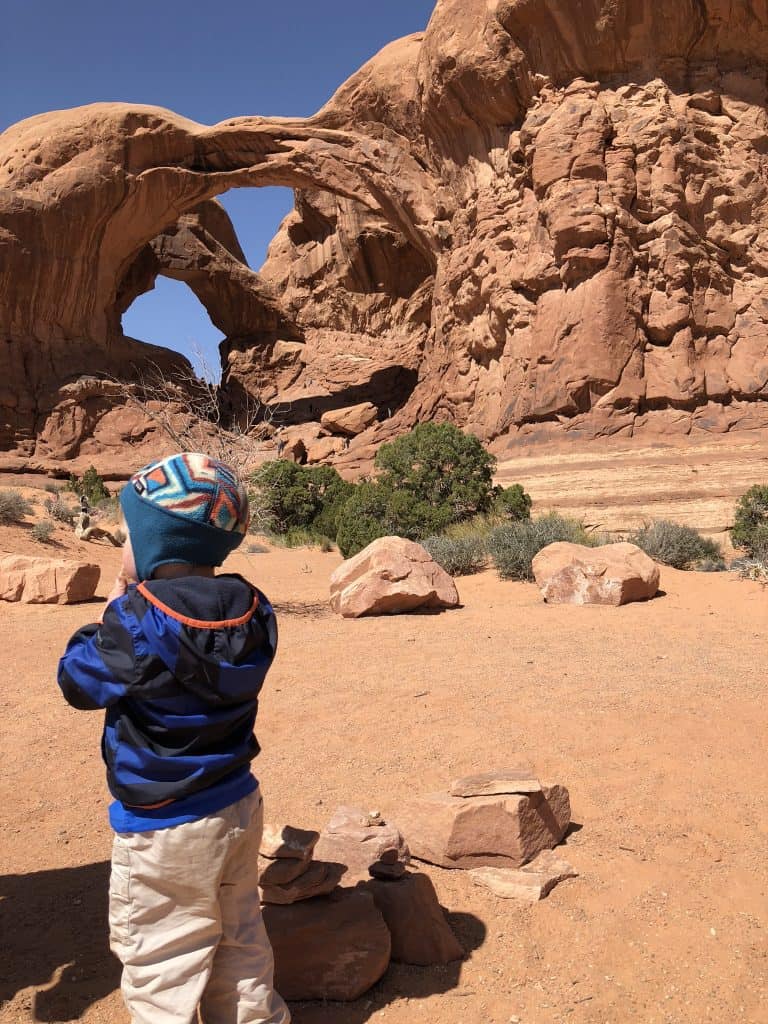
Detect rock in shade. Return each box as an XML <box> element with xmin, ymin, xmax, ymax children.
<box><xmin>260</xmin><ymin>860</ymin><xmax>346</xmax><ymax>905</ymax></box>
<box><xmin>329</xmin><ymin>537</ymin><xmax>460</xmax><ymax>618</ymax></box>
<box><xmin>450</xmin><ymin>766</ymin><xmax>542</xmax><ymax>798</ymax></box>
<box><xmin>314</xmin><ymin>806</ymin><xmax>410</xmax><ymax>881</ymax></box>
<box><xmin>321</xmin><ymin>402</ymin><xmax>378</xmax><ymax>436</ymax></box>
<box><xmin>260</xmin><ymin>824</ymin><xmax>319</xmax><ymax>860</ymax></box>
<box><xmin>0</xmin><ymin>555</ymin><xmax>100</xmax><ymax>604</ymax></box>
<box><xmin>393</xmin><ymin>786</ymin><xmax>571</xmax><ymax>870</ymax></box>
<box><xmin>361</xmin><ymin>872</ymin><xmax>464</xmax><ymax>965</ymax></box>
<box><xmin>470</xmin><ymin>850</ymin><xmax>578</xmax><ymax>902</ymax></box>
<box><xmin>258</xmin><ymin>854</ymin><xmax>312</xmax><ymax>887</ymax></box>
<box><xmin>263</xmin><ymin>889</ymin><xmax>391</xmax><ymax>1001</ymax></box>
<box><xmin>532</xmin><ymin>542</ymin><xmax>660</xmax><ymax>606</ymax></box>
<box><xmin>369</xmin><ymin>859</ymin><xmax>408</xmax><ymax>880</ymax></box>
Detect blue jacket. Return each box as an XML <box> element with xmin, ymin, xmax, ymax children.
<box><xmin>58</xmin><ymin>574</ymin><xmax>277</xmax><ymax>832</ymax></box>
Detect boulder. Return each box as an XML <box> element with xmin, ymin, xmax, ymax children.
<box><xmin>532</xmin><ymin>542</ymin><xmax>660</xmax><ymax>606</ymax></box>
<box><xmin>470</xmin><ymin>849</ymin><xmax>578</xmax><ymax>902</ymax></box>
<box><xmin>329</xmin><ymin>537</ymin><xmax>460</xmax><ymax>618</ymax></box>
<box><xmin>0</xmin><ymin>555</ymin><xmax>100</xmax><ymax>604</ymax></box>
<box><xmin>306</xmin><ymin>436</ymin><xmax>346</xmax><ymax>464</ymax></box>
<box><xmin>450</xmin><ymin>766</ymin><xmax>542</xmax><ymax>798</ymax></box>
<box><xmin>321</xmin><ymin>402</ymin><xmax>378</xmax><ymax>436</ymax></box>
<box><xmin>393</xmin><ymin>786</ymin><xmax>571</xmax><ymax>870</ymax></box>
<box><xmin>263</xmin><ymin>889</ymin><xmax>391</xmax><ymax>1001</ymax></box>
<box><xmin>361</xmin><ymin>872</ymin><xmax>464</xmax><ymax>965</ymax></box>
<box><xmin>314</xmin><ymin>806</ymin><xmax>410</xmax><ymax>882</ymax></box>
<box><xmin>260</xmin><ymin>860</ymin><xmax>346</xmax><ymax>905</ymax></box>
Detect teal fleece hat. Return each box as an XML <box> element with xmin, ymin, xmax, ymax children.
<box><xmin>120</xmin><ymin>453</ymin><xmax>250</xmax><ymax>581</ymax></box>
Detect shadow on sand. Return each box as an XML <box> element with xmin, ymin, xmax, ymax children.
<box><xmin>1</xmin><ymin>861</ymin><xmax>486</xmax><ymax>1023</ymax></box>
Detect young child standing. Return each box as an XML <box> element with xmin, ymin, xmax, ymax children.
<box><xmin>58</xmin><ymin>453</ymin><xmax>290</xmax><ymax>1024</ymax></box>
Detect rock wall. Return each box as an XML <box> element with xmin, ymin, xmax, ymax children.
<box><xmin>2</xmin><ymin>0</ymin><xmax>768</xmax><ymax>471</ymax></box>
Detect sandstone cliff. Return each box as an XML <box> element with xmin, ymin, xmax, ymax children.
<box><xmin>2</xmin><ymin>0</ymin><xmax>768</xmax><ymax>472</ymax></box>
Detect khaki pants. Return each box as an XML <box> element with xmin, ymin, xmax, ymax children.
<box><xmin>109</xmin><ymin>789</ymin><xmax>290</xmax><ymax>1024</ymax></box>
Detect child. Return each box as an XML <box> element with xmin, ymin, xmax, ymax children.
<box><xmin>58</xmin><ymin>453</ymin><xmax>290</xmax><ymax>1024</ymax></box>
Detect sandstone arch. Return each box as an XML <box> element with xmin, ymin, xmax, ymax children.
<box><xmin>3</xmin><ymin>0</ymin><xmax>768</xmax><ymax>470</ymax></box>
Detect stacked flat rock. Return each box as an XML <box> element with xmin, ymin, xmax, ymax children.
<box><xmin>393</xmin><ymin>765</ymin><xmax>572</xmax><ymax>871</ymax></box>
<box><xmin>314</xmin><ymin>806</ymin><xmax>410</xmax><ymax>882</ymax></box>
<box><xmin>259</xmin><ymin>825</ymin><xmax>345</xmax><ymax>905</ymax></box>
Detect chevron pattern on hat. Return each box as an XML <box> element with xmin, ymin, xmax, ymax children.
<box><xmin>130</xmin><ymin>453</ymin><xmax>249</xmax><ymax>534</ymax></box>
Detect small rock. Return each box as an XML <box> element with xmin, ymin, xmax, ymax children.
<box><xmin>360</xmin><ymin>872</ymin><xmax>464</xmax><ymax>965</ymax></box>
<box><xmin>260</xmin><ymin>824</ymin><xmax>319</xmax><ymax>861</ymax></box>
<box><xmin>369</xmin><ymin>860</ymin><xmax>407</xmax><ymax>880</ymax></box>
<box><xmin>393</xmin><ymin>786</ymin><xmax>570</xmax><ymax>870</ymax></box>
<box><xmin>451</xmin><ymin>766</ymin><xmax>542</xmax><ymax>798</ymax></box>
<box><xmin>258</xmin><ymin>854</ymin><xmax>312</xmax><ymax>887</ymax></box>
<box><xmin>263</xmin><ymin>889</ymin><xmax>391</xmax><ymax>1001</ymax></box>
<box><xmin>315</xmin><ymin>805</ymin><xmax>410</xmax><ymax>881</ymax></box>
<box><xmin>470</xmin><ymin>849</ymin><xmax>578</xmax><ymax>901</ymax></box>
<box><xmin>260</xmin><ymin>860</ymin><xmax>346</xmax><ymax>905</ymax></box>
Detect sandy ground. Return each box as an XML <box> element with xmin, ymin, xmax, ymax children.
<box><xmin>1</xmin><ymin>492</ymin><xmax>767</xmax><ymax>1024</ymax></box>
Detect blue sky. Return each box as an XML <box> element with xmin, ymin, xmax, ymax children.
<box><xmin>1</xmin><ymin>0</ymin><xmax>435</xmax><ymax>376</ymax></box>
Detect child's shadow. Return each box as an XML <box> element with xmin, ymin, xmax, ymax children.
<box><xmin>0</xmin><ymin>860</ymin><xmax>120</xmax><ymax>1021</ymax></box>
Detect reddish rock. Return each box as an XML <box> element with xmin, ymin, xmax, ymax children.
<box><xmin>0</xmin><ymin>555</ymin><xmax>100</xmax><ymax>605</ymax></box>
<box><xmin>315</xmin><ymin>806</ymin><xmax>410</xmax><ymax>881</ymax></box>
<box><xmin>258</xmin><ymin>855</ymin><xmax>312</xmax><ymax>887</ymax></box>
<box><xmin>263</xmin><ymin>889</ymin><xmax>391</xmax><ymax>1001</ymax></box>
<box><xmin>532</xmin><ymin>542</ymin><xmax>660</xmax><ymax>606</ymax></box>
<box><xmin>329</xmin><ymin>537</ymin><xmax>460</xmax><ymax>618</ymax></box>
<box><xmin>306</xmin><ymin>436</ymin><xmax>345</xmax><ymax>464</ymax></box>
<box><xmin>260</xmin><ymin>860</ymin><xmax>346</xmax><ymax>905</ymax></box>
<box><xmin>321</xmin><ymin>403</ymin><xmax>378</xmax><ymax>436</ymax></box>
<box><xmin>393</xmin><ymin>786</ymin><xmax>571</xmax><ymax>870</ymax></box>
<box><xmin>470</xmin><ymin>850</ymin><xmax>578</xmax><ymax>902</ymax></box>
<box><xmin>361</xmin><ymin>872</ymin><xmax>464</xmax><ymax>965</ymax></box>
<box><xmin>260</xmin><ymin>824</ymin><xmax>319</xmax><ymax>860</ymax></box>
<box><xmin>450</xmin><ymin>766</ymin><xmax>542</xmax><ymax>797</ymax></box>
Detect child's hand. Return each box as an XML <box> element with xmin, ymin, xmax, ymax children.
<box><xmin>105</xmin><ymin>573</ymin><xmax>130</xmax><ymax>606</ymax></box>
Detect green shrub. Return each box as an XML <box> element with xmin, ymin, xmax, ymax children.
<box><xmin>45</xmin><ymin>496</ymin><xmax>75</xmax><ymax>525</ymax></box>
<box><xmin>488</xmin><ymin>513</ymin><xmax>593</xmax><ymax>581</ymax></box>
<box><xmin>422</xmin><ymin>533</ymin><xmax>487</xmax><ymax>576</ymax></box>
<box><xmin>250</xmin><ymin>461</ymin><xmax>353</xmax><ymax>539</ymax></box>
<box><xmin>68</xmin><ymin>466</ymin><xmax>110</xmax><ymax>506</ymax></box>
<box><xmin>0</xmin><ymin>489</ymin><xmax>33</xmax><ymax>525</ymax></box>
<box><xmin>492</xmin><ymin>484</ymin><xmax>532</xmax><ymax>522</ymax></box>
<box><xmin>630</xmin><ymin>520</ymin><xmax>721</xmax><ymax>570</ymax></box>
<box><xmin>697</xmin><ymin>558</ymin><xmax>727</xmax><ymax>573</ymax></box>
<box><xmin>246</xmin><ymin>542</ymin><xmax>270</xmax><ymax>554</ymax></box>
<box><xmin>31</xmin><ymin>520</ymin><xmax>55</xmax><ymax>543</ymax></box>
<box><xmin>334</xmin><ymin>481</ymin><xmax>458</xmax><ymax>558</ymax></box>
<box><xmin>731</xmin><ymin>485</ymin><xmax>768</xmax><ymax>558</ymax></box>
<box><xmin>44</xmin><ymin>482</ymin><xmax>62</xmax><ymax>494</ymax></box>
<box><xmin>375</xmin><ymin>422</ymin><xmax>496</xmax><ymax>523</ymax></box>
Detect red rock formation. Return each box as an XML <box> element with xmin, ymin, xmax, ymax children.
<box><xmin>2</xmin><ymin>0</ymin><xmax>768</xmax><ymax>471</ymax></box>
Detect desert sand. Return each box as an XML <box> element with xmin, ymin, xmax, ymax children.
<box><xmin>1</xmin><ymin>494</ymin><xmax>766</xmax><ymax>1024</ymax></box>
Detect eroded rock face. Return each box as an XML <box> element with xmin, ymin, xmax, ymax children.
<box><xmin>3</xmin><ymin>1</ymin><xmax>768</xmax><ymax>470</ymax></box>
<box><xmin>0</xmin><ymin>555</ymin><xmax>100</xmax><ymax>604</ymax></box>
<box><xmin>532</xmin><ymin>542</ymin><xmax>660</xmax><ymax>606</ymax></box>
<box><xmin>329</xmin><ymin>537</ymin><xmax>460</xmax><ymax>618</ymax></box>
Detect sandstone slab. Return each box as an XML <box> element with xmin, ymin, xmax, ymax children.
<box><xmin>393</xmin><ymin>786</ymin><xmax>570</xmax><ymax>870</ymax></box>
<box><xmin>260</xmin><ymin>860</ymin><xmax>346</xmax><ymax>905</ymax></box>
<box><xmin>450</xmin><ymin>766</ymin><xmax>542</xmax><ymax>798</ymax></box>
<box><xmin>532</xmin><ymin>542</ymin><xmax>660</xmax><ymax>606</ymax></box>
<box><xmin>315</xmin><ymin>806</ymin><xmax>410</xmax><ymax>881</ymax></box>
<box><xmin>0</xmin><ymin>555</ymin><xmax>100</xmax><ymax>605</ymax></box>
<box><xmin>258</xmin><ymin>854</ymin><xmax>312</xmax><ymax>887</ymax></box>
<box><xmin>263</xmin><ymin>889</ymin><xmax>391</xmax><ymax>1001</ymax></box>
<box><xmin>470</xmin><ymin>849</ymin><xmax>578</xmax><ymax>902</ymax></box>
<box><xmin>260</xmin><ymin>824</ymin><xmax>319</xmax><ymax>860</ymax></box>
<box><xmin>321</xmin><ymin>402</ymin><xmax>378</xmax><ymax>436</ymax></box>
<box><xmin>361</xmin><ymin>872</ymin><xmax>464</xmax><ymax>965</ymax></box>
<box><xmin>329</xmin><ymin>537</ymin><xmax>459</xmax><ymax>618</ymax></box>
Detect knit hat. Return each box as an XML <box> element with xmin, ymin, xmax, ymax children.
<box><xmin>120</xmin><ymin>453</ymin><xmax>250</xmax><ymax>581</ymax></box>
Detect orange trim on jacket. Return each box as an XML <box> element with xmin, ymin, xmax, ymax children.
<box><xmin>136</xmin><ymin>582</ymin><xmax>259</xmax><ymax>629</ymax></box>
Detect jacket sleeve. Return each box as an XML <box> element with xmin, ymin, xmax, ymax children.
<box><xmin>57</xmin><ymin>597</ymin><xmax>139</xmax><ymax>710</ymax></box>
